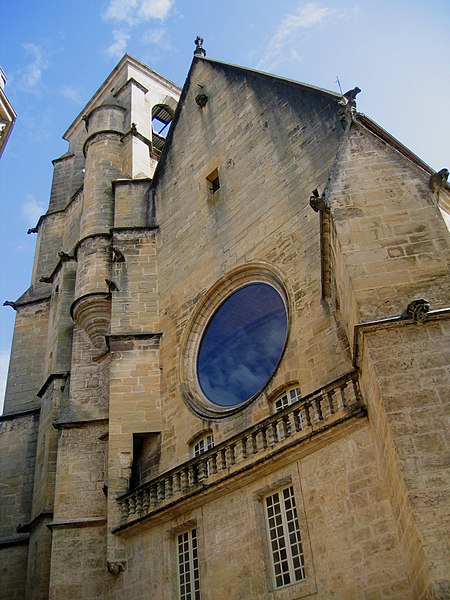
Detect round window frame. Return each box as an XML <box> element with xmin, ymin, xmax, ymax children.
<box><xmin>180</xmin><ymin>264</ymin><xmax>291</xmax><ymax>419</ymax></box>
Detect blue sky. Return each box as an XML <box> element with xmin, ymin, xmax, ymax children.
<box><xmin>1</xmin><ymin>0</ymin><xmax>449</xmax><ymax>409</ymax></box>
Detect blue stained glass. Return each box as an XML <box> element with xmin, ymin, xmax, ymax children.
<box><xmin>197</xmin><ymin>283</ymin><xmax>288</xmax><ymax>406</ymax></box>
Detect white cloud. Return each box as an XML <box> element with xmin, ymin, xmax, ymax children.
<box><xmin>105</xmin><ymin>0</ymin><xmax>138</xmax><ymax>23</ymax></box>
<box><xmin>138</xmin><ymin>0</ymin><xmax>174</xmax><ymax>21</ymax></box>
<box><xmin>60</xmin><ymin>84</ymin><xmax>84</xmax><ymax>104</ymax></box>
<box><xmin>142</xmin><ymin>27</ymin><xmax>172</xmax><ymax>49</ymax></box>
<box><xmin>22</xmin><ymin>43</ymin><xmax>49</xmax><ymax>89</ymax></box>
<box><xmin>21</xmin><ymin>194</ymin><xmax>46</xmax><ymax>224</ymax></box>
<box><xmin>107</xmin><ymin>30</ymin><xmax>130</xmax><ymax>58</ymax></box>
<box><xmin>0</xmin><ymin>350</ymin><xmax>9</xmax><ymax>414</ymax></box>
<box><xmin>104</xmin><ymin>0</ymin><xmax>174</xmax><ymax>24</ymax></box>
<box><xmin>257</xmin><ymin>2</ymin><xmax>334</xmax><ymax>72</ymax></box>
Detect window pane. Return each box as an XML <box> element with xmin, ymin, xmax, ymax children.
<box><xmin>197</xmin><ymin>283</ymin><xmax>288</xmax><ymax>406</ymax></box>
<box><xmin>178</xmin><ymin>529</ymin><xmax>201</xmax><ymax>600</ymax></box>
<box><xmin>264</xmin><ymin>486</ymin><xmax>306</xmax><ymax>589</ymax></box>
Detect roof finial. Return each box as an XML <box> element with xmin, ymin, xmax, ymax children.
<box><xmin>194</xmin><ymin>36</ymin><xmax>206</xmax><ymax>57</ymax></box>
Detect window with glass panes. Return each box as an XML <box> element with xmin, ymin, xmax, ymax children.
<box><xmin>264</xmin><ymin>486</ymin><xmax>305</xmax><ymax>589</ymax></box>
<box><xmin>193</xmin><ymin>434</ymin><xmax>214</xmax><ymax>456</ymax></box>
<box><xmin>274</xmin><ymin>387</ymin><xmax>301</xmax><ymax>412</ymax></box>
<box><xmin>177</xmin><ymin>528</ymin><xmax>200</xmax><ymax>600</ymax></box>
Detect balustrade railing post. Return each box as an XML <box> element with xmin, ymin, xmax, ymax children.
<box><xmin>180</xmin><ymin>469</ymin><xmax>188</xmax><ymax>491</ymax></box>
<box><xmin>142</xmin><ymin>489</ymin><xmax>149</xmax><ymax>513</ymax></box>
<box><xmin>209</xmin><ymin>453</ymin><xmax>217</xmax><ymax>475</ymax></box>
<box><xmin>268</xmin><ymin>422</ymin><xmax>278</xmax><ymax>445</ymax></box>
<box><xmin>234</xmin><ymin>438</ymin><xmax>246</xmax><ymax>462</ymax></box>
<box><xmin>165</xmin><ymin>476</ymin><xmax>173</xmax><ymax>499</ymax></box>
<box><xmin>327</xmin><ymin>390</ymin><xmax>335</xmax><ymax>414</ymax></box>
<box><xmin>315</xmin><ymin>397</ymin><xmax>324</xmax><ymax>421</ymax></box>
<box><xmin>119</xmin><ymin>499</ymin><xmax>129</xmax><ymax>520</ymax></box>
<box><xmin>129</xmin><ymin>496</ymin><xmax>136</xmax><ymax>515</ymax></box>
<box><xmin>216</xmin><ymin>448</ymin><xmax>226</xmax><ymax>471</ymax></box>
<box><xmin>135</xmin><ymin>491</ymin><xmax>143</xmax><ymax>514</ymax></box>
<box><xmin>255</xmin><ymin>428</ymin><xmax>266</xmax><ymax>451</ymax></box>
<box><xmin>304</xmin><ymin>403</ymin><xmax>312</xmax><ymax>427</ymax></box>
<box><xmin>198</xmin><ymin>460</ymin><xmax>207</xmax><ymax>481</ymax></box>
<box><xmin>188</xmin><ymin>465</ymin><xmax>196</xmax><ymax>486</ymax></box>
<box><xmin>293</xmin><ymin>408</ymin><xmax>303</xmax><ymax>431</ymax></box>
<box><xmin>150</xmin><ymin>484</ymin><xmax>157</xmax><ymax>507</ymax></box>
<box><xmin>351</xmin><ymin>377</ymin><xmax>362</xmax><ymax>405</ymax></box>
<box><xmin>339</xmin><ymin>384</ymin><xmax>348</xmax><ymax>409</ymax></box>
<box><xmin>157</xmin><ymin>480</ymin><xmax>165</xmax><ymax>502</ymax></box>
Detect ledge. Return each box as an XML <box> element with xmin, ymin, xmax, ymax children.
<box><xmin>73</xmin><ymin>232</ymin><xmax>112</xmax><ymax>259</ymax></box>
<box><xmin>114</xmin><ymin>76</ymin><xmax>149</xmax><ymax>97</ymax></box>
<box><xmin>111</xmin><ymin>225</ymin><xmax>159</xmax><ymax>233</ymax></box>
<box><xmin>83</xmin><ymin>128</ymin><xmax>123</xmax><ymax>157</ymax></box>
<box><xmin>0</xmin><ymin>535</ymin><xmax>29</xmax><ymax>548</ymax></box>
<box><xmin>53</xmin><ymin>417</ymin><xmax>109</xmax><ymax>431</ymax></box>
<box><xmin>112</xmin><ymin>177</ymin><xmax>152</xmax><ymax>187</ymax></box>
<box><xmin>37</xmin><ymin>372</ymin><xmax>70</xmax><ymax>399</ymax></box>
<box><xmin>17</xmin><ymin>510</ymin><xmax>53</xmax><ymax>533</ymax></box>
<box><xmin>47</xmin><ymin>517</ymin><xmax>107</xmax><ymax>530</ymax></box>
<box><xmin>115</xmin><ymin>371</ymin><xmax>365</xmax><ymax>534</ymax></box>
<box><xmin>353</xmin><ymin>307</ymin><xmax>450</xmax><ymax>367</ymax></box>
<box><xmin>0</xmin><ymin>407</ymin><xmax>40</xmax><ymax>422</ymax></box>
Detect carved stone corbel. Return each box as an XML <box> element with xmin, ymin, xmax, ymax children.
<box><xmin>107</xmin><ymin>561</ymin><xmax>126</xmax><ymax>575</ymax></box>
<box><xmin>404</xmin><ymin>299</ymin><xmax>430</xmax><ymax>323</ymax></box>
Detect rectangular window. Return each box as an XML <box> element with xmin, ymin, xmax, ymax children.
<box><xmin>264</xmin><ymin>486</ymin><xmax>305</xmax><ymax>589</ymax></box>
<box><xmin>206</xmin><ymin>168</ymin><xmax>220</xmax><ymax>194</ymax></box>
<box><xmin>177</xmin><ymin>528</ymin><xmax>201</xmax><ymax>600</ymax></box>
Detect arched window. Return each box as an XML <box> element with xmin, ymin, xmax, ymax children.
<box><xmin>151</xmin><ymin>104</ymin><xmax>173</xmax><ymax>156</ymax></box>
<box><xmin>193</xmin><ymin>432</ymin><xmax>214</xmax><ymax>457</ymax></box>
<box><xmin>272</xmin><ymin>386</ymin><xmax>302</xmax><ymax>440</ymax></box>
<box><xmin>273</xmin><ymin>386</ymin><xmax>302</xmax><ymax>413</ymax></box>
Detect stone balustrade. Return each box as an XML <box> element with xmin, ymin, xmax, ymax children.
<box><xmin>116</xmin><ymin>371</ymin><xmax>364</xmax><ymax>526</ymax></box>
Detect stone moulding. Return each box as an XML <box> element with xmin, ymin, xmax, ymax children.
<box><xmin>115</xmin><ymin>371</ymin><xmax>365</xmax><ymax>532</ymax></box>
<box><xmin>71</xmin><ymin>292</ymin><xmax>111</xmax><ymax>351</ymax></box>
<box><xmin>352</xmin><ymin>306</ymin><xmax>450</xmax><ymax>368</ymax></box>
<box><xmin>179</xmin><ymin>262</ymin><xmax>292</xmax><ymax>419</ymax></box>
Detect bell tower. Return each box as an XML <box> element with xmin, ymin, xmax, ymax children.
<box><xmin>0</xmin><ymin>55</ymin><xmax>180</xmax><ymax>599</ymax></box>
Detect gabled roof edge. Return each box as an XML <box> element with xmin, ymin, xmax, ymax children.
<box><xmin>63</xmin><ymin>54</ymin><xmax>182</xmax><ymax>141</ymax></box>
<box><xmin>150</xmin><ymin>56</ymin><xmax>201</xmax><ymax>186</ymax></box>
<box><xmin>202</xmin><ymin>57</ymin><xmax>342</xmax><ymax>100</ymax></box>
<box><xmin>356</xmin><ymin>113</ymin><xmax>448</xmax><ymax>183</ymax></box>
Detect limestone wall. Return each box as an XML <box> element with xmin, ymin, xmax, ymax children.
<box><xmin>155</xmin><ymin>58</ymin><xmax>352</xmax><ymax>471</ymax></box>
<box><xmin>114</xmin><ymin>425</ymin><xmax>411</xmax><ymax>600</ymax></box>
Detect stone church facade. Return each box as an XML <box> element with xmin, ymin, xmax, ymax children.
<box><xmin>1</xmin><ymin>46</ymin><xmax>449</xmax><ymax>599</ymax></box>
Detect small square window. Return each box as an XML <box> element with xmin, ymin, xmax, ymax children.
<box><xmin>206</xmin><ymin>169</ymin><xmax>220</xmax><ymax>194</ymax></box>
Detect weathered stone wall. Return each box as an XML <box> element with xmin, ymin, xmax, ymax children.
<box><xmin>2</xmin><ymin>54</ymin><xmax>449</xmax><ymax>600</ymax></box>
<box><xmin>49</xmin><ymin>525</ymin><xmax>109</xmax><ymax>600</ymax></box>
<box><xmin>0</xmin><ymin>411</ymin><xmax>39</xmax><ymax>599</ymax></box>
<box><xmin>360</xmin><ymin>321</ymin><xmax>450</xmax><ymax>599</ymax></box>
<box><xmin>53</xmin><ymin>423</ymin><xmax>107</xmax><ymax>520</ymax></box>
<box><xmin>3</xmin><ymin>301</ymin><xmax>49</xmax><ymax>413</ymax></box>
<box><xmin>114</xmin><ymin>425</ymin><xmax>411</xmax><ymax>600</ymax></box>
<box><xmin>155</xmin><ymin>58</ymin><xmax>352</xmax><ymax>471</ymax></box>
<box><xmin>329</xmin><ymin>123</ymin><xmax>450</xmax><ymax>333</ymax></box>
<box><xmin>0</xmin><ymin>544</ymin><xmax>29</xmax><ymax>600</ymax></box>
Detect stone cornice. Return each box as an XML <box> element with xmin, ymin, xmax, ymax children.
<box><xmin>16</xmin><ymin>510</ymin><xmax>53</xmax><ymax>533</ymax></box>
<box><xmin>37</xmin><ymin>372</ymin><xmax>70</xmax><ymax>399</ymax></box>
<box><xmin>53</xmin><ymin>417</ymin><xmax>109</xmax><ymax>431</ymax></box>
<box><xmin>352</xmin><ymin>306</ymin><xmax>450</xmax><ymax>368</ymax></box>
<box><xmin>0</xmin><ymin>407</ymin><xmax>40</xmax><ymax>422</ymax></box>
<box><xmin>47</xmin><ymin>517</ymin><xmax>107</xmax><ymax>530</ymax></box>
